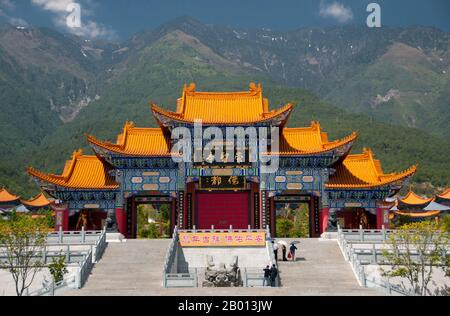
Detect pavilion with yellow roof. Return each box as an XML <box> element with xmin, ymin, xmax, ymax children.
<box><xmin>0</xmin><ymin>187</ymin><xmax>52</xmax><ymax>211</ymax></box>
<box><xmin>28</xmin><ymin>83</ymin><xmax>416</xmax><ymax>237</ymax></box>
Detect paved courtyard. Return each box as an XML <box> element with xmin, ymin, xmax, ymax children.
<box><xmin>63</xmin><ymin>238</ymin><xmax>380</xmax><ymax>296</ymax></box>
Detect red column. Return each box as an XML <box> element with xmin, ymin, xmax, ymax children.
<box><xmin>115</xmin><ymin>208</ymin><xmax>126</xmax><ymax>235</ymax></box>
<box><xmin>321</xmin><ymin>208</ymin><xmax>329</xmax><ymax>234</ymax></box>
<box><xmin>250</xmin><ymin>182</ymin><xmax>256</xmax><ymax>228</ymax></box>
<box><xmin>376</xmin><ymin>208</ymin><xmax>383</xmax><ymax>229</ymax></box>
<box><xmin>53</xmin><ymin>203</ymin><xmax>69</xmax><ymax>231</ymax></box>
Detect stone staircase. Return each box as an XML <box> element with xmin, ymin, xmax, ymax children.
<box><xmin>63</xmin><ymin>238</ymin><xmax>381</xmax><ymax>296</ymax></box>
<box><xmin>275</xmin><ymin>238</ymin><xmax>380</xmax><ymax>295</ymax></box>
<box><xmin>65</xmin><ymin>239</ymin><xmax>170</xmax><ymax>296</ymax></box>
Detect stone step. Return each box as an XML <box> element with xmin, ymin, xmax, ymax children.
<box><xmin>63</xmin><ymin>238</ymin><xmax>381</xmax><ymax>296</ymax></box>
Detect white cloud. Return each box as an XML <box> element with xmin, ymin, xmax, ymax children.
<box><xmin>0</xmin><ymin>0</ymin><xmax>15</xmax><ymax>10</ymax></box>
<box><xmin>31</xmin><ymin>0</ymin><xmax>116</xmax><ymax>39</ymax></box>
<box><xmin>319</xmin><ymin>1</ymin><xmax>354</xmax><ymax>23</ymax></box>
<box><xmin>0</xmin><ymin>1</ymin><xmax>28</xmax><ymax>26</ymax></box>
<box><xmin>31</xmin><ymin>0</ymin><xmax>72</xmax><ymax>12</ymax></box>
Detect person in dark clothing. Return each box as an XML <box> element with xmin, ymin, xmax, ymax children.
<box><xmin>282</xmin><ymin>245</ymin><xmax>287</xmax><ymax>261</ymax></box>
<box><xmin>289</xmin><ymin>244</ymin><xmax>298</xmax><ymax>261</ymax></box>
<box><xmin>270</xmin><ymin>264</ymin><xmax>278</xmax><ymax>287</ymax></box>
<box><xmin>263</xmin><ymin>265</ymin><xmax>271</xmax><ymax>287</ymax></box>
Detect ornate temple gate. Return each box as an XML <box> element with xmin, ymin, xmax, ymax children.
<box><xmin>28</xmin><ymin>83</ymin><xmax>416</xmax><ymax>238</ymax></box>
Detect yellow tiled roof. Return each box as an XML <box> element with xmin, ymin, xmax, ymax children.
<box><xmin>87</xmin><ymin>122</ymin><xmax>172</xmax><ymax>156</ymax></box>
<box><xmin>21</xmin><ymin>193</ymin><xmax>52</xmax><ymax>208</ymax></box>
<box><xmin>399</xmin><ymin>191</ymin><xmax>434</xmax><ymax>205</ymax></box>
<box><xmin>270</xmin><ymin>121</ymin><xmax>357</xmax><ymax>155</ymax></box>
<box><xmin>437</xmin><ymin>188</ymin><xmax>450</xmax><ymax>200</ymax></box>
<box><xmin>393</xmin><ymin>210</ymin><xmax>441</xmax><ymax>218</ymax></box>
<box><xmin>28</xmin><ymin>150</ymin><xmax>119</xmax><ymax>190</ymax></box>
<box><xmin>326</xmin><ymin>148</ymin><xmax>417</xmax><ymax>189</ymax></box>
<box><xmin>151</xmin><ymin>82</ymin><xmax>293</xmax><ymax>124</ymax></box>
<box><xmin>0</xmin><ymin>188</ymin><xmax>20</xmax><ymax>203</ymax></box>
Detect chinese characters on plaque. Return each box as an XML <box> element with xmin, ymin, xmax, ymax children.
<box><xmin>200</xmin><ymin>176</ymin><xmax>246</xmax><ymax>190</ymax></box>
<box><xmin>179</xmin><ymin>232</ymin><xmax>266</xmax><ymax>247</ymax></box>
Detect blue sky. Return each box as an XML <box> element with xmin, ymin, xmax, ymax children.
<box><xmin>1</xmin><ymin>0</ymin><xmax>449</xmax><ymax>40</ymax></box>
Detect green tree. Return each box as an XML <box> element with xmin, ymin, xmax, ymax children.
<box><xmin>381</xmin><ymin>222</ymin><xmax>449</xmax><ymax>296</ymax></box>
<box><xmin>277</xmin><ymin>219</ymin><xmax>294</xmax><ymax>238</ymax></box>
<box><xmin>146</xmin><ymin>223</ymin><xmax>159</xmax><ymax>239</ymax></box>
<box><xmin>292</xmin><ymin>204</ymin><xmax>310</xmax><ymax>238</ymax></box>
<box><xmin>441</xmin><ymin>215</ymin><xmax>450</xmax><ymax>233</ymax></box>
<box><xmin>0</xmin><ymin>214</ymin><xmax>49</xmax><ymax>296</ymax></box>
<box><xmin>48</xmin><ymin>254</ymin><xmax>68</xmax><ymax>284</ymax></box>
<box><xmin>37</xmin><ymin>208</ymin><xmax>55</xmax><ymax>229</ymax></box>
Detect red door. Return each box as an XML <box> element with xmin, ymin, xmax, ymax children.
<box><xmin>197</xmin><ymin>192</ymin><xmax>249</xmax><ymax>229</ymax></box>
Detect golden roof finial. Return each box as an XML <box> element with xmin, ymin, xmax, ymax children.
<box><xmin>311</xmin><ymin>121</ymin><xmax>321</xmax><ymax>130</ymax></box>
<box><xmin>186</xmin><ymin>82</ymin><xmax>196</xmax><ymax>93</ymax></box>
<box><xmin>124</xmin><ymin>121</ymin><xmax>135</xmax><ymax>130</ymax></box>
<box><xmin>73</xmin><ymin>149</ymin><xmax>83</xmax><ymax>158</ymax></box>
<box><xmin>249</xmin><ymin>82</ymin><xmax>261</xmax><ymax>95</ymax></box>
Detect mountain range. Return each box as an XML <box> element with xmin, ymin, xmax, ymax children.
<box><xmin>0</xmin><ymin>16</ymin><xmax>448</xmax><ymax>196</ymax></box>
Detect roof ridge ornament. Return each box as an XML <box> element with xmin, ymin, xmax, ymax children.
<box><xmin>73</xmin><ymin>149</ymin><xmax>83</xmax><ymax>159</ymax></box>
<box><xmin>249</xmin><ymin>82</ymin><xmax>262</xmax><ymax>95</ymax></box>
<box><xmin>184</xmin><ymin>82</ymin><xmax>196</xmax><ymax>95</ymax></box>
<box><xmin>311</xmin><ymin>121</ymin><xmax>321</xmax><ymax>130</ymax></box>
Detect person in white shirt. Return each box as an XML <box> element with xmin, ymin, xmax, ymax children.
<box><xmin>272</xmin><ymin>241</ymin><xmax>279</xmax><ymax>261</ymax></box>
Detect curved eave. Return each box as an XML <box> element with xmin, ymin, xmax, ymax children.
<box><xmin>265</xmin><ymin>132</ymin><xmax>357</xmax><ymax>156</ymax></box>
<box><xmin>27</xmin><ymin>167</ymin><xmax>119</xmax><ymax>191</ymax></box>
<box><xmin>436</xmin><ymin>188</ymin><xmax>450</xmax><ymax>200</ymax></box>
<box><xmin>393</xmin><ymin>210</ymin><xmax>441</xmax><ymax>218</ymax></box>
<box><xmin>326</xmin><ymin>165</ymin><xmax>417</xmax><ymax>189</ymax></box>
<box><xmin>0</xmin><ymin>188</ymin><xmax>20</xmax><ymax>203</ymax></box>
<box><xmin>151</xmin><ymin>103</ymin><xmax>293</xmax><ymax>126</ymax></box>
<box><xmin>398</xmin><ymin>191</ymin><xmax>434</xmax><ymax>206</ymax></box>
<box><xmin>87</xmin><ymin>134</ymin><xmax>172</xmax><ymax>158</ymax></box>
<box><xmin>20</xmin><ymin>193</ymin><xmax>52</xmax><ymax>208</ymax></box>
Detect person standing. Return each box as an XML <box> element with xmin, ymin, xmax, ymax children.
<box><xmin>282</xmin><ymin>245</ymin><xmax>287</xmax><ymax>261</ymax></box>
<box><xmin>289</xmin><ymin>243</ymin><xmax>297</xmax><ymax>261</ymax></box>
<box><xmin>273</xmin><ymin>241</ymin><xmax>279</xmax><ymax>261</ymax></box>
<box><xmin>270</xmin><ymin>264</ymin><xmax>278</xmax><ymax>287</ymax></box>
<box><xmin>263</xmin><ymin>265</ymin><xmax>271</xmax><ymax>287</ymax></box>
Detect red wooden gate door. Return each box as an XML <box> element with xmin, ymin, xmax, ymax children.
<box><xmin>197</xmin><ymin>192</ymin><xmax>249</xmax><ymax>229</ymax></box>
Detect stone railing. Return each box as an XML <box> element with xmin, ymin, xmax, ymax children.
<box><xmin>46</xmin><ymin>227</ymin><xmax>105</xmax><ymax>244</ymax></box>
<box><xmin>22</xmin><ymin>227</ymin><xmax>107</xmax><ymax>296</ymax></box>
<box><xmin>337</xmin><ymin>225</ymin><xmax>449</xmax><ymax>296</ymax></box>
<box><xmin>163</xmin><ymin>227</ymin><xmax>199</xmax><ymax>287</ymax></box>
<box><xmin>337</xmin><ymin>225</ymin><xmax>392</xmax><ymax>243</ymax></box>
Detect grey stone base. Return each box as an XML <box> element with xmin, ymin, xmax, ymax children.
<box><xmin>320</xmin><ymin>232</ymin><xmax>338</xmax><ymax>240</ymax></box>
<box><xmin>106</xmin><ymin>233</ymin><xmax>126</xmax><ymax>243</ymax></box>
